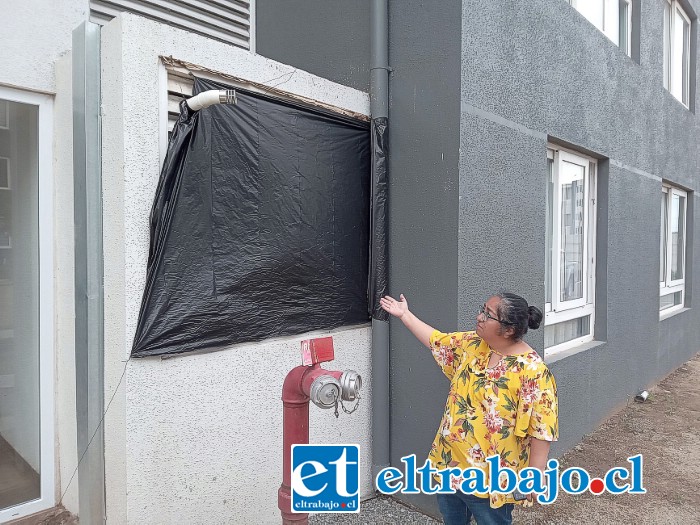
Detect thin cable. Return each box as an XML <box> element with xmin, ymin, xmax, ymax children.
<box><xmin>45</xmin><ymin>354</ymin><xmax>132</xmax><ymax>522</ymax></box>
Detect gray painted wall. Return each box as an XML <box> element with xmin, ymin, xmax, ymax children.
<box><xmin>458</xmin><ymin>0</ymin><xmax>700</xmax><ymax>450</ymax></box>
<box><xmin>255</xmin><ymin>0</ymin><xmax>370</xmax><ymax>91</ymax></box>
<box><xmin>257</xmin><ymin>0</ymin><xmax>700</xmax><ymax>518</ymax></box>
<box><xmin>386</xmin><ymin>0</ymin><xmax>463</xmax><ymax>515</ymax></box>
<box><xmin>388</xmin><ymin>0</ymin><xmax>700</xmax><ymax>517</ymax></box>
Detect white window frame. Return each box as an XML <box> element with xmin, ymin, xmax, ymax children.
<box><xmin>0</xmin><ymin>86</ymin><xmax>55</xmax><ymax>523</ymax></box>
<box><xmin>660</xmin><ymin>184</ymin><xmax>687</xmax><ymax>318</ymax></box>
<box><xmin>569</xmin><ymin>0</ymin><xmax>632</xmax><ymax>54</ymax></box>
<box><xmin>545</xmin><ymin>146</ymin><xmax>597</xmax><ymax>355</ymax></box>
<box><xmin>663</xmin><ymin>0</ymin><xmax>691</xmax><ymax>107</ymax></box>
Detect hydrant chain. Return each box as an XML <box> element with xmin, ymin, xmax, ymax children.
<box><xmin>340</xmin><ymin>392</ymin><xmax>361</xmax><ymax>415</ymax></box>
<box><xmin>331</xmin><ymin>388</ymin><xmax>361</xmax><ymax>418</ymax></box>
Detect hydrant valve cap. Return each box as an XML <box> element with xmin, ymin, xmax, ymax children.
<box><xmin>340</xmin><ymin>370</ymin><xmax>362</xmax><ymax>401</ymax></box>
<box><xmin>310</xmin><ymin>375</ymin><xmax>341</xmax><ymax>409</ymax></box>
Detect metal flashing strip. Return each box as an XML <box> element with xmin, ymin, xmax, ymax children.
<box><xmin>460</xmin><ymin>100</ymin><xmax>547</xmax><ymax>140</ymax></box>
<box><xmin>73</xmin><ymin>21</ymin><xmax>106</xmax><ymax>525</ymax></box>
<box><xmin>161</xmin><ymin>56</ymin><xmax>370</xmax><ymax>122</ymax></box>
<box><xmin>609</xmin><ymin>158</ymin><xmax>662</xmax><ymax>182</ymax></box>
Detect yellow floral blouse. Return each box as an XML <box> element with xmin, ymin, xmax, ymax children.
<box><xmin>428</xmin><ymin>329</ymin><xmax>558</xmax><ymax>509</ymax></box>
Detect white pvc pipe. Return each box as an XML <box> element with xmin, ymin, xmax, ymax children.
<box><xmin>186</xmin><ymin>89</ymin><xmax>237</xmax><ymax>111</ymax></box>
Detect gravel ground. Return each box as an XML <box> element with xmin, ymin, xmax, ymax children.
<box><xmin>308</xmin><ymin>495</ymin><xmax>439</xmax><ymax>525</ymax></box>
<box><xmin>311</xmin><ymin>353</ymin><xmax>700</xmax><ymax>525</ymax></box>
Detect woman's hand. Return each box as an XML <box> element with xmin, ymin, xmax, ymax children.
<box><xmin>381</xmin><ymin>294</ymin><xmax>435</xmax><ymax>348</ymax></box>
<box><xmin>380</xmin><ymin>294</ymin><xmax>409</xmax><ymax>319</ymax></box>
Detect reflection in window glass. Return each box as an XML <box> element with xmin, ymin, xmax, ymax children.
<box><xmin>671</xmin><ymin>194</ymin><xmax>685</xmax><ymax>281</ymax></box>
<box><xmin>672</xmin><ymin>10</ymin><xmax>687</xmax><ymax>102</ymax></box>
<box><xmin>560</xmin><ymin>162</ymin><xmax>585</xmax><ymax>302</ymax></box>
<box><xmin>681</xmin><ymin>14</ymin><xmax>690</xmax><ymax>104</ymax></box>
<box><xmin>660</xmin><ymin>192</ymin><xmax>668</xmax><ymax>282</ymax></box>
<box><xmin>619</xmin><ymin>0</ymin><xmax>630</xmax><ymax>55</ymax></box>
<box><xmin>660</xmin><ymin>291</ymin><xmax>683</xmax><ymax>311</ymax></box>
<box><xmin>544</xmin><ymin>316</ymin><xmax>591</xmax><ymax>348</ymax></box>
<box><xmin>0</xmin><ymin>97</ymin><xmax>41</xmax><ymax>511</ymax></box>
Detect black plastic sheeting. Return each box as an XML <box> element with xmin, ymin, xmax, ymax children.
<box><xmin>369</xmin><ymin>117</ymin><xmax>388</xmax><ymax>322</ymax></box>
<box><xmin>132</xmin><ymin>77</ymin><xmax>388</xmax><ymax>358</ymax></box>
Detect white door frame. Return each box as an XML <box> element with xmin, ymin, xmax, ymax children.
<box><xmin>0</xmin><ymin>85</ymin><xmax>55</xmax><ymax>523</ymax></box>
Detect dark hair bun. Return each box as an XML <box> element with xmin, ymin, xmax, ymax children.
<box><xmin>527</xmin><ymin>305</ymin><xmax>543</xmax><ymax>330</ymax></box>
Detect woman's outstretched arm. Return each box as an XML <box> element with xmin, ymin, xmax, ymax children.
<box><xmin>379</xmin><ymin>294</ymin><xmax>435</xmax><ymax>349</ymax></box>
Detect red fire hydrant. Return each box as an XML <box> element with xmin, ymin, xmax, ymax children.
<box><xmin>277</xmin><ymin>337</ymin><xmax>362</xmax><ymax>525</ymax></box>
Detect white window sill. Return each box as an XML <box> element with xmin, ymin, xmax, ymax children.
<box><xmin>545</xmin><ymin>339</ymin><xmax>605</xmax><ymax>365</ymax></box>
<box><xmin>659</xmin><ymin>306</ymin><xmax>690</xmax><ymax>321</ymax></box>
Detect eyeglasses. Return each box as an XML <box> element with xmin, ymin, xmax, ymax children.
<box><xmin>478</xmin><ymin>304</ymin><xmax>515</xmax><ymax>325</ymax></box>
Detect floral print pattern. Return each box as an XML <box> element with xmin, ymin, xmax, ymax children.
<box><xmin>428</xmin><ymin>330</ymin><xmax>559</xmax><ymax>509</ymax></box>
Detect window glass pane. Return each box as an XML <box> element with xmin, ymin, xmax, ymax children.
<box><xmin>560</xmin><ymin>161</ymin><xmax>585</xmax><ymax>302</ymax></box>
<box><xmin>664</xmin><ymin>1</ymin><xmax>671</xmax><ymax>89</ymax></box>
<box><xmin>545</xmin><ymin>158</ymin><xmax>554</xmax><ymax>304</ymax></box>
<box><xmin>660</xmin><ymin>291</ymin><xmax>682</xmax><ymax>311</ymax></box>
<box><xmin>576</xmin><ymin>0</ymin><xmax>605</xmax><ymax>31</ymax></box>
<box><xmin>619</xmin><ymin>0</ymin><xmax>629</xmax><ymax>54</ymax></box>
<box><xmin>671</xmin><ymin>8</ymin><xmax>688</xmax><ymax>102</ymax></box>
<box><xmin>661</xmin><ymin>192</ymin><xmax>668</xmax><ymax>283</ymax></box>
<box><xmin>0</xmin><ymin>98</ymin><xmax>41</xmax><ymax>510</ymax></box>
<box><xmin>545</xmin><ymin>315</ymin><xmax>591</xmax><ymax>348</ymax></box>
<box><xmin>671</xmin><ymin>193</ymin><xmax>685</xmax><ymax>280</ymax></box>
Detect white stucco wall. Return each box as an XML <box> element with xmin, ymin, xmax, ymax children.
<box><xmin>2</xmin><ymin>0</ymin><xmax>88</xmax><ymax>94</ymax></box>
<box><xmin>53</xmin><ymin>52</ymin><xmax>80</xmax><ymax>517</ymax></box>
<box><xmin>101</xmin><ymin>14</ymin><xmax>373</xmax><ymax>525</ymax></box>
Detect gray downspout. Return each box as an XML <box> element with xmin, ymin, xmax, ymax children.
<box><xmin>73</xmin><ymin>21</ymin><xmax>106</xmax><ymax>525</ymax></box>
<box><xmin>370</xmin><ymin>0</ymin><xmax>391</xmax><ymax>485</ymax></box>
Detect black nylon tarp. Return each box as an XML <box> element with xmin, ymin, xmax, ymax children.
<box><xmin>132</xmin><ymin>77</ymin><xmax>376</xmax><ymax>357</ymax></box>
<box><xmin>369</xmin><ymin>117</ymin><xmax>389</xmax><ymax>321</ymax></box>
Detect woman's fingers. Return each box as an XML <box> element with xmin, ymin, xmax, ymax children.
<box><xmin>380</xmin><ymin>295</ymin><xmax>403</xmax><ymax>315</ymax></box>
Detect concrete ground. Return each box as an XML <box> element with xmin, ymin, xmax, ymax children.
<box><xmin>311</xmin><ymin>352</ymin><xmax>700</xmax><ymax>525</ymax></box>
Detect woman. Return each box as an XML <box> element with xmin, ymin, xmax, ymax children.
<box><xmin>380</xmin><ymin>292</ymin><xmax>558</xmax><ymax>525</ymax></box>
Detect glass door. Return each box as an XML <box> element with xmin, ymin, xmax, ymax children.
<box><xmin>0</xmin><ymin>89</ymin><xmax>54</xmax><ymax>522</ymax></box>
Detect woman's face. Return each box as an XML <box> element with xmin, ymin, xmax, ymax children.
<box><xmin>475</xmin><ymin>296</ymin><xmax>507</xmax><ymax>342</ymax></box>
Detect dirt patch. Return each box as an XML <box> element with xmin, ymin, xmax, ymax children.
<box><xmin>514</xmin><ymin>352</ymin><xmax>700</xmax><ymax>525</ymax></box>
